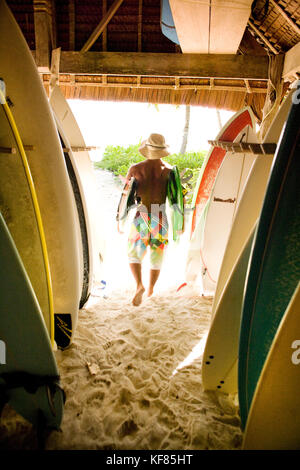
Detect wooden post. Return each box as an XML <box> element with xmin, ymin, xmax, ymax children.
<box><xmin>69</xmin><ymin>0</ymin><xmax>75</xmax><ymax>51</ymax></box>
<box><xmin>33</xmin><ymin>0</ymin><xmax>54</xmax><ymax>72</ymax></box>
<box><xmin>138</xmin><ymin>0</ymin><xmax>143</xmax><ymax>52</ymax></box>
<box><xmin>49</xmin><ymin>47</ymin><xmax>61</xmax><ymax>95</ymax></box>
<box><xmin>259</xmin><ymin>54</ymin><xmax>285</xmax><ymax>141</ymax></box>
<box><xmin>50</xmin><ymin>0</ymin><xmax>57</xmax><ymax>49</ymax></box>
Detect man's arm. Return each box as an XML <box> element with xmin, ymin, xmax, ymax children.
<box><xmin>125</xmin><ymin>165</ymin><xmax>135</xmax><ymax>184</ymax></box>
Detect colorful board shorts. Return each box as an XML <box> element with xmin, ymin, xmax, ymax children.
<box><xmin>128</xmin><ymin>210</ymin><xmax>168</xmax><ymax>269</ymax></box>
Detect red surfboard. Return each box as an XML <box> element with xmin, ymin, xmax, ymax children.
<box><xmin>190</xmin><ymin>108</ymin><xmax>254</xmax><ymax>238</ymax></box>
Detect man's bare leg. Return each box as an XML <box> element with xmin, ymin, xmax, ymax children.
<box><xmin>129</xmin><ymin>263</ymin><xmax>145</xmax><ymax>306</ymax></box>
<box><xmin>147</xmin><ymin>269</ymin><xmax>161</xmax><ymax>297</ymax></box>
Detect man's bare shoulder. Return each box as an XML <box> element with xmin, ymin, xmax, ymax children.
<box><xmin>162</xmin><ymin>160</ymin><xmax>173</xmax><ymax>170</ymax></box>
<box><xmin>127</xmin><ymin>161</ymin><xmax>144</xmax><ymax>178</ymax></box>
<box><xmin>132</xmin><ymin>160</ymin><xmax>148</xmax><ymax>171</ymax></box>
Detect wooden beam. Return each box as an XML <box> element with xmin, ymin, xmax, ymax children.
<box><xmin>33</xmin><ymin>0</ymin><xmax>54</xmax><ymax>71</ymax></box>
<box><xmin>80</xmin><ymin>0</ymin><xmax>124</xmax><ymax>53</ymax></box>
<box><xmin>283</xmin><ymin>41</ymin><xmax>300</xmax><ymax>82</ymax></box>
<box><xmin>247</xmin><ymin>19</ymin><xmax>279</xmax><ymax>54</ymax></box>
<box><xmin>41</xmin><ymin>75</ymin><xmax>267</xmax><ymax>93</ymax></box>
<box><xmin>69</xmin><ymin>0</ymin><xmax>75</xmax><ymax>51</ymax></box>
<box><xmin>259</xmin><ymin>54</ymin><xmax>285</xmax><ymax>140</ymax></box>
<box><xmin>269</xmin><ymin>0</ymin><xmax>300</xmax><ymax>36</ymax></box>
<box><xmin>102</xmin><ymin>0</ymin><xmax>107</xmax><ymax>51</ymax></box>
<box><xmin>0</xmin><ymin>146</ymin><xmax>16</xmax><ymax>154</ymax></box>
<box><xmin>63</xmin><ymin>146</ymin><xmax>99</xmax><ymax>153</ymax></box>
<box><xmin>208</xmin><ymin>140</ymin><xmax>277</xmax><ymax>155</ymax></box>
<box><xmin>58</xmin><ymin>51</ymin><xmax>269</xmax><ymax>80</ymax></box>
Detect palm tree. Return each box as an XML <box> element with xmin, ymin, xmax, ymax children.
<box><xmin>180</xmin><ymin>104</ymin><xmax>190</xmax><ymax>154</ymax></box>
<box><xmin>216</xmin><ymin>108</ymin><xmax>222</xmax><ymax>130</ymax></box>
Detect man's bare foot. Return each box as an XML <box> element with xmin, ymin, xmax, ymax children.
<box><xmin>147</xmin><ymin>287</ymin><xmax>154</xmax><ymax>297</ymax></box>
<box><xmin>132</xmin><ymin>285</ymin><xmax>145</xmax><ymax>306</ymax></box>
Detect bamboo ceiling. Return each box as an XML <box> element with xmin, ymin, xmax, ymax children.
<box><xmin>6</xmin><ymin>0</ymin><xmax>300</xmax><ymax>120</ymax></box>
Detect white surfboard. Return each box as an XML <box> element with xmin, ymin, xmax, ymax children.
<box><xmin>0</xmin><ymin>0</ymin><xmax>81</xmax><ymax>349</ymax></box>
<box><xmin>52</xmin><ymin>112</ymin><xmax>92</xmax><ymax>309</ymax></box>
<box><xmin>186</xmin><ymin>107</ymin><xmax>256</xmax><ymax>292</ymax></box>
<box><xmin>169</xmin><ymin>0</ymin><xmax>252</xmax><ymax>53</ymax></box>
<box><xmin>49</xmin><ymin>85</ymin><xmax>106</xmax><ymax>284</ymax></box>
<box><xmin>243</xmin><ymin>282</ymin><xmax>300</xmax><ymax>450</ymax></box>
<box><xmin>211</xmin><ymin>89</ymin><xmax>294</xmax><ymax>318</ymax></box>
<box><xmin>202</xmin><ymin>224</ymin><xmax>256</xmax><ymax>393</ymax></box>
<box><xmin>199</xmin><ymin>123</ymin><xmax>257</xmax><ymax>294</ymax></box>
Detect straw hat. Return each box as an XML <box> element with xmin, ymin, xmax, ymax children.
<box><xmin>138</xmin><ymin>133</ymin><xmax>170</xmax><ymax>159</ymax></box>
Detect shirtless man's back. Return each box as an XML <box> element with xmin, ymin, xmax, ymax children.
<box><xmin>127</xmin><ymin>159</ymin><xmax>172</xmax><ymax>212</ymax></box>
<box><xmin>123</xmin><ymin>133</ymin><xmax>173</xmax><ymax>306</ymax></box>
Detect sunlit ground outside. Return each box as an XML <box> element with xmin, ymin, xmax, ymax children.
<box><xmin>90</xmin><ymin>167</ymin><xmax>197</xmax><ymax>298</ymax></box>
<box><xmin>42</xmin><ymin>101</ymin><xmax>241</xmax><ymax>452</ymax></box>
<box><xmin>0</xmin><ymin>103</ymin><xmax>244</xmax><ymax>451</ymax></box>
<box><xmin>68</xmin><ymin>100</ymin><xmax>233</xmax><ymax>296</ymax></box>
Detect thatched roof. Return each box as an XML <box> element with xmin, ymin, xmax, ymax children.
<box><xmin>6</xmin><ymin>0</ymin><xmax>300</xmax><ymax>120</ymax></box>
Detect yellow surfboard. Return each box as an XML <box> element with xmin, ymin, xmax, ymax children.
<box><xmin>0</xmin><ymin>1</ymin><xmax>81</xmax><ymax>349</ymax></box>
<box><xmin>0</xmin><ymin>85</ymin><xmax>54</xmax><ymax>345</ymax></box>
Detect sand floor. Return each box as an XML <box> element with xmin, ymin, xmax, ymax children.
<box><xmin>0</xmin><ymin>169</ymin><xmax>242</xmax><ymax>450</ymax></box>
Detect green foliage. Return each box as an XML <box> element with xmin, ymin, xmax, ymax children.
<box><xmin>94</xmin><ymin>143</ymin><xmax>206</xmax><ymax>177</ymax></box>
<box><xmin>94</xmin><ymin>144</ymin><xmax>206</xmax><ymax>205</ymax></box>
<box><xmin>94</xmin><ymin>144</ymin><xmax>144</xmax><ymax>176</ymax></box>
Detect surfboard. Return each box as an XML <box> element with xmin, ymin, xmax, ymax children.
<box><xmin>167</xmin><ymin>166</ymin><xmax>184</xmax><ymax>242</ymax></box>
<box><xmin>186</xmin><ymin>107</ymin><xmax>255</xmax><ymax>285</ymax></box>
<box><xmin>0</xmin><ymin>212</ymin><xmax>64</xmax><ymax>431</ymax></box>
<box><xmin>202</xmin><ymin>224</ymin><xmax>256</xmax><ymax>393</ymax></box>
<box><xmin>242</xmin><ymin>282</ymin><xmax>300</xmax><ymax>450</ymax></box>
<box><xmin>238</xmin><ymin>84</ymin><xmax>300</xmax><ymax>430</ymax></box>
<box><xmin>49</xmin><ymin>85</ymin><xmax>106</xmax><ymax>284</ymax></box>
<box><xmin>169</xmin><ymin>0</ymin><xmax>252</xmax><ymax>53</ymax></box>
<box><xmin>0</xmin><ymin>86</ymin><xmax>54</xmax><ymax>344</ymax></box>
<box><xmin>198</xmin><ymin>123</ymin><xmax>257</xmax><ymax>293</ymax></box>
<box><xmin>211</xmin><ymin>89</ymin><xmax>294</xmax><ymax>319</ymax></box>
<box><xmin>0</xmin><ymin>1</ymin><xmax>81</xmax><ymax>349</ymax></box>
<box><xmin>161</xmin><ymin>0</ymin><xmax>180</xmax><ymax>45</ymax></box>
<box><xmin>190</xmin><ymin>107</ymin><xmax>254</xmax><ymax>239</ymax></box>
<box><xmin>53</xmin><ymin>114</ymin><xmax>92</xmax><ymax>309</ymax></box>
<box><xmin>116</xmin><ymin>177</ymin><xmax>138</xmax><ymax>233</ymax></box>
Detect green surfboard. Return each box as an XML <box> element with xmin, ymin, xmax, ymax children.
<box><xmin>0</xmin><ymin>212</ymin><xmax>64</xmax><ymax>431</ymax></box>
<box><xmin>167</xmin><ymin>166</ymin><xmax>184</xmax><ymax>241</ymax></box>
<box><xmin>238</xmin><ymin>86</ymin><xmax>300</xmax><ymax>430</ymax></box>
